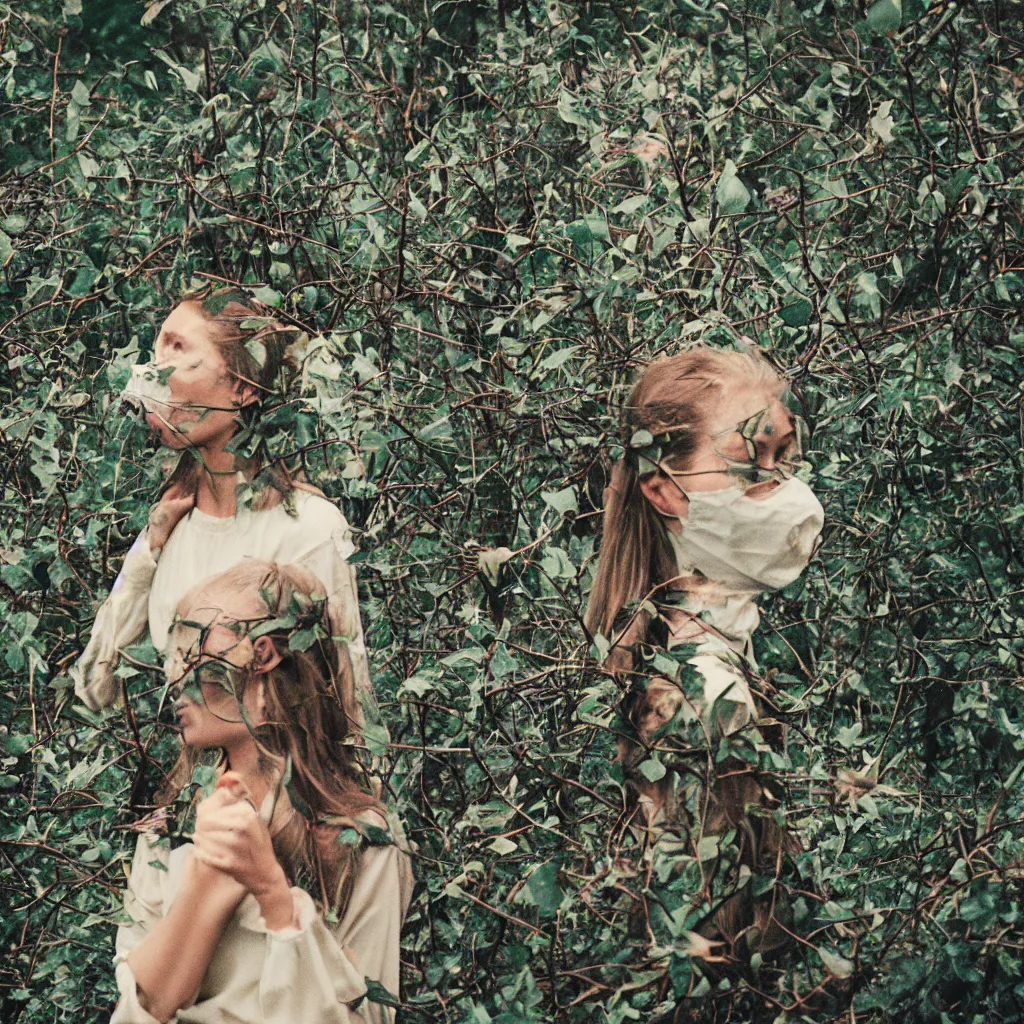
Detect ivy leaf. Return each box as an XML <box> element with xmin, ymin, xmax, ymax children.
<box><xmin>525</xmin><ymin>862</ymin><xmax>563</xmax><ymax>917</ymax></box>
<box><xmin>866</xmin><ymin>0</ymin><xmax>901</xmax><ymax>34</ymax></box>
<box><xmin>556</xmin><ymin>89</ymin><xmax>589</xmax><ymax>128</ymax></box>
<box><xmin>869</xmin><ymin>101</ymin><xmax>896</xmax><ymax>144</ymax></box>
<box><xmin>638</xmin><ymin>757</ymin><xmax>667</xmax><ymax>782</ymax></box>
<box><xmin>819</xmin><ymin>947</ymin><xmax>855</xmax><ymax>979</ymax></box>
<box><xmin>541</xmin><ymin>486</ymin><xmax>577</xmax><ymax>516</ymax></box>
<box><xmin>716</xmin><ymin>160</ymin><xmax>750</xmax><ymax>215</ymax></box>
<box><xmin>0</xmin><ymin>229</ymin><xmax>16</xmax><ymax>268</ymax></box>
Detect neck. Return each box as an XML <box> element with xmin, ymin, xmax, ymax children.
<box><xmin>194</xmin><ymin>444</ymin><xmax>245</xmax><ymax>518</ymax></box>
<box><xmin>223</xmin><ymin>743</ymin><xmax>271</xmax><ymax>806</ymax></box>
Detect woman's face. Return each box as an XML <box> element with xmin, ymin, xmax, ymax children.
<box><xmin>167</xmin><ymin>589</ymin><xmax>265</xmax><ymax>752</ymax></box>
<box><xmin>146</xmin><ymin>303</ymin><xmax>250</xmax><ymax>451</ymax></box>
<box><xmin>688</xmin><ymin>387</ymin><xmax>801</xmax><ymax>495</ymax></box>
<box><xmin>643</xmin><ymin>386</ymin><xmax>803</xmax><ymax>522</ymax></box>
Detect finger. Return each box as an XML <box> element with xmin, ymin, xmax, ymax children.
<box><xmin>194</xmin><ymin>831</ymin><xmax>241</xmax><ymax>861</ymax></box>
<box><xmin>198</xmin><ymin>807</ymin><xmax>259</xmax><ymax>839</ymax></box>
<box><xmin>216</xmin><ymin>770</ymin><xmax>244</xmax><ymax>791</ymax></box>
<box><xmin>216</xmin><ymin>771</ymin><xmax>256</xmax><ymax>808</ymax></box>
<box><xmin>216</xmin><ymin>770</ymin><xmax>260</xmax><ymax>811</ymax></box>
<box><xmin>193</xmin><ymin>847</ymin><xmax>235</xmax><ymax>873</ymax></box>
<box><xmin>197</xmin><ymin>787</ymin><xmax>239</xmax><ymax>817</ymax></box>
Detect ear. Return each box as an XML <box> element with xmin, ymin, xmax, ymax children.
<box><xmin>251</xmin><ymin>635</ymin><xmax>284</xmax><ymax>675</ymax></box>
<box><xmin>638</xmin><ymin>472</ymin><xmax>689</xmax><ymax>526</ymax></box>
<box><xmin>232</xmin><ymin>379</ymin><xmax>260</xmax><ymax>410</ymax></box>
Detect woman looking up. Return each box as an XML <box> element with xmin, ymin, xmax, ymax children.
<box><xmin>72</xmin><ymin>287</ymin><xmax>374</xmax><ymax>734</ymax></box>
<box><xmin>111</xmin><ymin>560</ymin><xmax>411</xmax><ymax>1024</ymax></box>
<box><xmin>585</xmin><ymin>348</ymin><xmax>824</xmax><ymax>970</ymax></box>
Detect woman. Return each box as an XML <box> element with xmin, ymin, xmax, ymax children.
<box><xmin>112</xmin><ymin>560</ymin><xmax>412</xmax><ymax>1024</ymax></box>
<box><xmin>585</xmin><ymin>348</ymin><xmax>824</xmax><ymax>966</ymax></box>
<box><xmin>72</xmin><ymin>286</ymin><xmax>375</xmax><ymax>736</ymax></box>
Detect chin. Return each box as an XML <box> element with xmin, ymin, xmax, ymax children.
<box><xmin>146</xmin><ymin>421</ymin><xmax>189</xmax><ymax>450</ymax></box>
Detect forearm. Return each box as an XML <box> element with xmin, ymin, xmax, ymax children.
<box><xmin>124</xmin><ymin>868</ymin><xmax>241</xmax><ymax>1022</ymax></box>
<box><xmin>254</xmin><ymin>865</ymin><xmax>296</xmax><ymax>932</ymax></box>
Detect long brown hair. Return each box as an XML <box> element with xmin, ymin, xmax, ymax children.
<box><xmin>160</xmin><ymin>285</ymin><xmax>313</xmax><ymax>510</ymax></box>
<box><xmin>585</xmin><ymin>348</ymin><xmax>783</xmax><ymax>660</ymax></box>
<box><xmin>158</xmin><ymin>560</ymin><xmax>382</xmax><ymax>916</ymax></box>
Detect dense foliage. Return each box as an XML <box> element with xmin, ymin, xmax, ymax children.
<box><xmin>1</xmin><ymin>0</ymin><xmax>1023</xmax><ymax>1021</ymax></box>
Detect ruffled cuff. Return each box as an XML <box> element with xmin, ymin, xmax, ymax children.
<box><xmin>261</xmin><ymin>887</ymin><xmax>315</xmax><ymax>939</ymax></box>
<box><xmin>110</xmin><ymin>959</ymin><xmax>163</xmax><ymax>1024</ymax></box>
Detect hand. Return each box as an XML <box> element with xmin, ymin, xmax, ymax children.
<box><xmin>185</xmin><ymin>846</ymin><xmax>248</xmax><ymax>908</ymax></box>
<box><xmin>192</xmin><ymin>773</ymin><xmax>285</xmax><ymax>899</ymax></box>
<box><xmin>147</xmin><ymin>482</ymin><xmax>195</xmax><ymax>555</ymax></box>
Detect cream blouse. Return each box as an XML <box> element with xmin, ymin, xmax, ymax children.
<box><xmin>112</xmin><ymin>816</ymin><xmax>411</xmax><ymax>1024</ymax></box>
<box><xmin>71</xmin><ymin>490</ymin><xmax>373</xmax><ymax>717</ymax></box>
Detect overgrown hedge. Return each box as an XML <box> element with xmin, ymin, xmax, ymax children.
<box><xmin>2</xmin><ymin>1</ymin><xmax>1023</xmax><ymax>1021</ymax></box>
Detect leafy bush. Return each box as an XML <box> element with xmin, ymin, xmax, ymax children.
<box><xmin>1</xmin><ymin>0</ymin><xmax>1023</xmax><ymax>1021</ymax></box>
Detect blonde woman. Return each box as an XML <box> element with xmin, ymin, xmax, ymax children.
<box><xmin>586</xmin><ymin>348</ymin><xmax>824</xmax><ymax>958</ymax></box>
<box><xmin>112</xmin><ymin>561</ymin><xmax>411</xmax><ymax>1024</ymax></box>
<box><xmin>72</xmin><ymin>287</ymin><xmax>374</xmax><ymax>733</ymax></box>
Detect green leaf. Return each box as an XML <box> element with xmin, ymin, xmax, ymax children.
<box><xmin>779</xmin><ymin>299</ymin><xmax>812</xmax><ymax>326</ymax></box>
<box><xmin>638</xmin><ymin>757</ymin><xmax>667</xmax><ymax>782</ymax></box>
<box><xmin>541</xmin><ymin>486</ymin><xmax>578</xmax><ymax>516</ymax></box>
<box><xmin>539</xmin><ymin>346</ymin><xmax>578</xmax><ymax>370</ymax></box>
<box><xmin>866</xmin><ymin>0</ymin><xmax>901</xmax><ymax>34</ymax></box>
<box><xmin>352</xmin><ymin>979</ymin><xmax>401</xmax><ymax>1010</ymax></box>
<box><xmin>488</xmin><ymin>836</ymin><xmax>518</xmax><ymax>854</ymax></box>
<box><xmin>288</xmin><ymin>628</ymin><xmax>318</xmax><ymax>651</ymax></box>
<box><xmin>250</xmin><ymin>286</ymin><xmax>282</xmax><ymax>307</ymax></box>
<box><xmin>696</xmin><ymin>835</ymin><xmax>720</xmax><ymax>862</ymax></box>
<box><xmin>611</xmin><ymin>194</ymin><xmax>648</xmax><ymax>215</ymax></box>
<box><xmin>77</xmin><ymin>153</ymin><xmax>100</xmax><ymax>179</ymax></box>
<box><xmin>526</xmin><ymin>862</ymin><xmax>563</xmax><ymax>917</ymax></box>
<box><xmin>716</xmin><ymin>160</ymin><xmax>750</xmax><ymax>215</ymax></box>
<box><xmin>870</xmin><ymin>100</ymin><xmax>896</xmax><ymax>144</ymax></box>
<box><xmin>557</xmin><ymin>89</ymin><xmax>589</xmax><ymax>128</ymax></box>
<box><xmin>819</xmin><ymin>947</ymin><xmax>855</xmax><ymax>979</ymax></box>
<box><xmin>405</xmin><ymin>138</ymin><xmax>429</xmax><ymax>164</ymax></box>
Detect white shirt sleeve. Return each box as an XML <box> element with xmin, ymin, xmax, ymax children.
<box><xmin>71</xmin><ymin>532</ymin><xmax>158</xmax><ymax>712</ymax></box>
<box><xmin>258</xmin><ymin>843</ymin><xmax>409</xmax><ymax>1024</ymax></box>
<box><xmin>294</xmin><ymin>525</ymin><xmax>375</xmax><ymax>734</ymax></box>
<box><xmin>110</xmin><ymin>833</ymin><xmax>169</xmax><ymax>1024</ymax></box>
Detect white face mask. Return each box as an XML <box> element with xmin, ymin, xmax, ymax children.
<box><xmin>666</xmin><ymin>477</ymin><xmax>824</xmax><ymax>593</ymax></box>
<box><xmin>121</xmin><ymin>363</ymin><xmax>174</xmax><ymax>416</ymax></box>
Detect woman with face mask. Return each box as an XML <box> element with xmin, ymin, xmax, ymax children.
<box><xmin>585</xmin><ymin>348</ymin><xmax>824</xmax><ymax>974</ymax></box>
<box><xmin>111</xmin><ymin>560</ymin><xmax>411</xmax><ymax>1024</ymax></box>
<box><xmin>71</xmin><ymin>287</ymin><xmax>383</xmax><ymax>752</ymax></box>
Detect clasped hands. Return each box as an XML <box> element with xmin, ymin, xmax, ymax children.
<box><xmin>188</xmin><ymin>773</ymin><xmax>294</xmax><ymax>927</ymax></box>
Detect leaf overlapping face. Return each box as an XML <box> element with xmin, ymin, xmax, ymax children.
<box><xmin>2</xmin><ymin>1</ymin><xmax>1023</xmax><ymax>1022</ymax></box>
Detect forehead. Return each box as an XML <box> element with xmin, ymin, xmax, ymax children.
<box><xmin>156</xmin><ymin>304</ymin><xmax>221</xmax><ymax>355</ymax></box>
<box><xmin>707</xmin><ymin>384</ymin><xmax>789</xmax><ymax>437</ymax></box>
<box><xmin>169</xmin><ymin>585</ymin><xmax>263</xmax><ymax>662</ymax></box>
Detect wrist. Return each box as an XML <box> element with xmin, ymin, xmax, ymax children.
<box><xmin>252</xmin><ymin>864</ymin><xmax>295</xmax><ymax>931</ymax></box>
<box><xmin>187</xmin><ymin>854</ymin><xmax>246</xmax><ymax>910</ymax></box>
